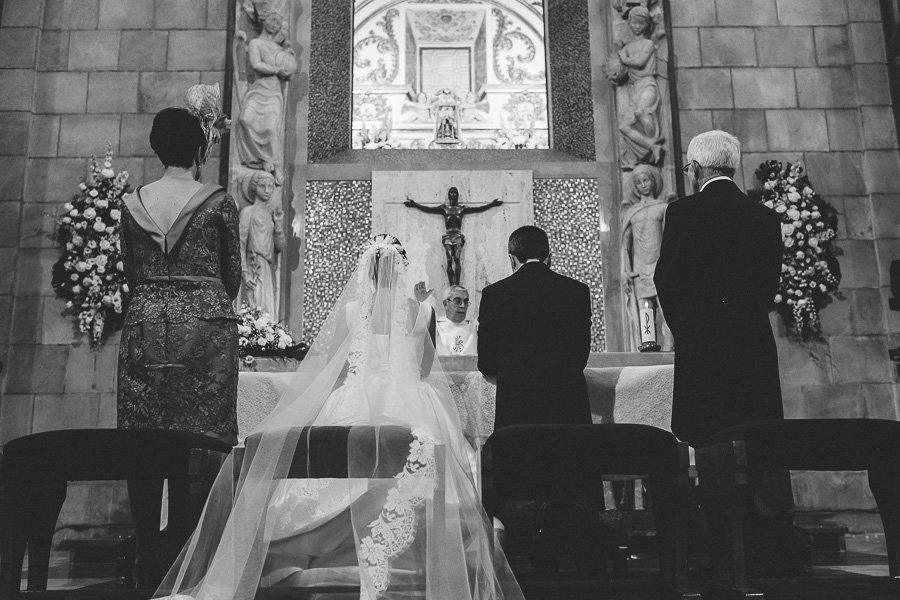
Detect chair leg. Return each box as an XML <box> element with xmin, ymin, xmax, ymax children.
<box><xmin>25</xmin><ymin>479</ymin><xmax>67</xmax><ymax>592</ymax></box>
<box><xmin>867</xmin><ymin>467</ymin><xmax>900</xmax><ymax>578</ymax></box>
<box><xmin>127</xmin><ymin>478</ymin><xmax>165</xmax><ymax>589</ymax></box>
<box><xmin>0</xmin><ymin>491</ymin><xmax>27</xmax><ymax>598</ymax></box>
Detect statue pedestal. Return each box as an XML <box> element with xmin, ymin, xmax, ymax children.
<box><xmin>371</xmin><ymin>170</ymin><xmax>533</xmax><ymax>318</ymax></box>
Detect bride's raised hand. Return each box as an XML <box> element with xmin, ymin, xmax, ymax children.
<box><xmin>413</xmin><ymin>281</ymin><xmax>433</xmax><ymax>302</ymax></box>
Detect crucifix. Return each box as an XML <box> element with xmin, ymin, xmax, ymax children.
<box><xmin>404</xmin><ymin>186</ymin><xmax>503</xmax><ymax>285</ymax></box>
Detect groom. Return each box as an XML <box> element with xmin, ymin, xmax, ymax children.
<box><xmin>477</xmin><ymin>225</ymin><xmax>592</xmax><ymax>429</ymax></box>
<box><xmin>477</xmin><ymin>226</ymin><xmax>595</xmax><ymax>575</ymax></box>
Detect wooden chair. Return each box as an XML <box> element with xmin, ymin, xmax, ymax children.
<box><xmin>0</xmin><ymin>429</ymin><xmax>230</xmax><ymax>598</ymax></box>
<box><xmin>481</xmin><ymin>423</ymin><xmax>696</xmax><ymax>599</ymax></box>
<box><xmin>695</xmin><ymin>418</ymin><xmax>900</xmax><ymax>599</ymax></box>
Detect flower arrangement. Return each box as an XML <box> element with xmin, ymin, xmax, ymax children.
<box><xmin>51</xmin><ymin>145</ymin><xmax>131</xmax><ymax>348</ymax></box>
<box><xmin>237</xmin><ymin>303</ymin><xmax>308</xmax><ymax>365</ymax></box>
<box><xmin>754</xmin><ymin>160</ymin><xmax>841</xmax><ymax>337</ymax></box>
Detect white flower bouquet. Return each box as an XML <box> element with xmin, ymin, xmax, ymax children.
<box><xmin>51</xmin><ymin>144</ymin><xmax>131</xmax><ymax>348</ymax></box>
<box><xmin>237</xmin><ymin>303</ymin><xmax>308</xmax><ymax>365</ymax></box>
<box><xmin>754</xmin><ymin>160</ymin><xmax>841</xmax><ymax>337</ymax></box>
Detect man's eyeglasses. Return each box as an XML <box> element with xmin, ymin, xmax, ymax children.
<box><xmin>448</xmin><ymin>298</ymin><xmax>470</xmax><ymax>307</ymax></box>
<box><xmin>682</xmin><ymin>161</ymin><xmax>697</xmax><ymax>174</ymax></box>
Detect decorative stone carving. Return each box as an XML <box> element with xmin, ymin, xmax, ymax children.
<box><xmin>234</xmin><ymin>1</ymin><xmax>298</xmax><ymax>184</ymax></box>
<box><xmin>400</xmin><ymin>92</ymin><xmax>433</xmax><ymax>123</ymax></box>
<box><xmin>408</xmin><ymin>9</ymin><xmax>482</xmax><ymax>42</ymax></box>
<box><xmin>354</xmin><ymin>92</ymin><xmax>394</xmax><ymax>148</ymax></box>
<box><xmin>353</xmin><ymin>8</ymin><xmax>399</xmax><ymax>84</ymax></box>
<box><xmin>621</xmin><ymin>164</ymin><xmax>674</xmax><ymax>351</ymax></box>
<box><xmin>496</xmin><ymin>91</ymin><xmax>546</xmax><ymax>149</ymax></box>
<box><xmin>492</xmin><ymin>8</ymin><xmax>546</xmax><ymax>83</ymax></box>
<box><xmin>432</xmin><ymin>89</ymin><xmax>462</xmax><ymax>145</ymax></box>
<box><xmin>605</xmin><ymin>2</ymin><xmax>666</xmax><ymax>170</ymax></box>
<box><xmin>459</xmin><ymin>91</ymin><xmax>490</xmax><ymax>123</ymax></box>
<box><xmin>238</xmin><ymin>170</ymin><xmax>285</xmax><ymax>319</ymax></box>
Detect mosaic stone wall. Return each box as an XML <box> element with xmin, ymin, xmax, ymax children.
<box><xmin>303</xmin><ymin>180</ymin><xmax>372</xmax><ymax>342</ymax></box>
<box><xmin>546</xmin><ymin>0</ymin><xmax>595</xmax><ymax>160</ymax></box>
<box><xmin>308</xmin><ymin>0</ymin><xmax>353</xmax><ymax>162</ymax></box>
<box><xmin>534</xmin><ymin>178</ymin><xmax>605</xmax><ymax>351</ymax></box>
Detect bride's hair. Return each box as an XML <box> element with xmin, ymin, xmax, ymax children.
<box><xmin>364</xmin><ymin>233</ymin><xmax>408</xmax><ymax>285</ymax></box>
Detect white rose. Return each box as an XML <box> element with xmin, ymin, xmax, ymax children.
<box><xmin>256</xmin><ymin>336</ymin><xmax>267</xmax><ymax>346</ymax></box>
<box><xmin>781</xmin><ymin>224</ymin><xmax>795</xmax><ymax>237</ymax></box>
<box><xmin>110</xmin><ymin>209</ymin><xmax>121</xmax><ymax>221</ymax></box>
<box><xmin>69</xmin><ymin>209</ymin><xmax>79</xmax><ymax>217</ymax></box>
<box><xmin>811</xmin><ymin>211</ymin><xmax>821</xmax><ymax>219</ymax></box>
<box><xmin>93</xmin><ymin>221</ymin><xmax>107</xmax><ymax>232</ymax></box>
<box><xmin>83</xmin><ymin>207</ymin><xmax>96</xmax><ymax>219</ymax></box>
<box><xmin>787</xmin><ymin>191</ymin><xmax>801</xmax><ymax>202</ymax></box>
<box><xmin>106</xmin><ymin>226</ymin><xmax>114</xmax><ymax>233</ymax></box>
<box><xmin>774</xmin><ymin>294</ymin><xmax>782</xmax><ymax>303</ymax></box>
<box><xmin>75</xmin><ymin>261</ymin><xmax>88</xmax><ymax>272</ymax></box>
<box><xmin>255</xmin><ymin>317</ymin><xmax>268</xmax><ymax>329</ymax></box>
<box><xmin>277</xmin><ymin>340</ymin><xmax>287</xmax><ymax>349</ymax></box>
<box><xmin>784</xmin><ymin>238</ymin><xmax>795</xmax><ymax>247</ymax></box>
<box><xmin>96</xmin><ymin>254</ymin><xmax>108</xmax><ymax>266</ymax></box>
<box><xmin>787</xmin><ymin>209</ymin><xmax>800</xmax><ymax>220</ymax></box>
<box><xmin>89</xmin><ymin>189</ymin><xmax>98</xmax><ymax>198</ymax></box>
<box><xmin>122</xmin><ymin>283</ymin><xmax>129</xmax><ymax>293</ymax></box>
<box><xmin>775</xmin><ymin>205</ymin><xmax>787</xmax><ymax>213</ymax></box>
<box><xmin>70</xmin><ymin>273</ymin><xmax>79</xmax><ymax>281</ymax></box>
<box><xmin>72</xmin><ymin>285</ymin><xmax>82</xmax><ymax>294</ymax></box>
<box><xmin>87</xmin><ymin>240</ymin><xmax>97</xmax><ymax>248</ymax></box>
<box><xmin>116</xmin><ymin>261</ymin><xmax>124</xmax><ymax>272</ymax></box>
<box><xmin>99</xmin><ymin>239</ymin><xmax>110</xmax><ymax>250</ymax></box>
<box><xmin>65</xmin><ymin>242</ymin><xmax>74</xmax><ymax>251</ymax></box>
<box><xmin>62</xmin><ymin>217</ymin><xmax>71</xmax><ymax>224</ymax></box>
<box><xmin>808</xmin><ymin>238</ymin><xmax>819</xmax><ymax>247</ymax></box>
<box><xmin>63</xmin><ymin>202</ymin><xmax>73</xmax><ymax>211</ymax></box>
<box><xmin>237</xmin><ymin>325</ymin><xmax>251</xmax><ymax>335</ymax></box>
<box><xmin>100</xmin><ymin>168</ymin><xmax>115</xmax><ymax>178</ymax></box>
<box><xmin>265</xmin><ymin>333</ymin><xmax>275</xmax><ymax>342</ymax></box>
<box><xmin>801</xmin><ymin>210</ymin><xmax>811</xmax><ymax>219</ymax></box>
<box><xmin>78</xmin><ymin>183</ymin><xmax>87</xmax><ymax>191</ymax></box>
<box><xmin>819</xmin><ymin>284</ymin><xmax>828</xmax><ymax>292</ymax></box>
<box><xmin>95</xmin><ymin>199</ymin><xmax>108</xmax><ymax>209</ymax></box>
<box><xmin>97</xmin><ymin>265</ymin><xmax>106</xmax><ymax>274</ymax></box>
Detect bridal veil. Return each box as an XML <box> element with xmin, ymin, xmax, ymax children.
<box><xmin>154</xmin><ymin>235</ymin><xmax>523</xmax><ymax>599</ymax></box>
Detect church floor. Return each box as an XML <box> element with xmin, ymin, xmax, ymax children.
<box><xmin>16</xmin><ymin>534</ymin><xmax>894</xmax><ymax>599</ymax></box>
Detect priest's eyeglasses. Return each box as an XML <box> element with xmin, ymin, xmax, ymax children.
<box><xmin>448</xmin><ymin>298</ymin><xmax>470</xmax><ymax>306</ymax></box>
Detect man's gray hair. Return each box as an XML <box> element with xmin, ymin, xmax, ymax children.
<box><xmin>686</xmin><ymin>130</ymin><xmax>741</xmax><ymax>175</ymax></box>
<box><xmin>442</xmin><ymin>284</ymin><xmax>468</xmax><ymax>302</ymax></box>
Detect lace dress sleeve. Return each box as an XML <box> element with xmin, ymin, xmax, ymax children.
<box><xmin>219</xmin><ymin>194</ymin><xmax>242</xmax><ymax>300</ymax></box>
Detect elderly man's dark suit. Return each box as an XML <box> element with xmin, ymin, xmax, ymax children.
<box><xmin>654</xmin><ymin>178</ymin><xmax>783</xmax><ymax>446</ymax></box>
<box><xmin>477</xmin><ymin>261</ymin><xmax>592</xmax><ymax>430</ymax></box>
<box><xmin>655</xmin><ymin>178</ymin><xmax>805</xmax><ymax>576</ymax></box>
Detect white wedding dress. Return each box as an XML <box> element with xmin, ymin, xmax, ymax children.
<box><xmin>155</xmin><ymin>237</ymin><xmax>522</xmax><ymax>600</ymax></box>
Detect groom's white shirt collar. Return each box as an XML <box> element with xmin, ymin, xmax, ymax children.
<box><xmin>700</xmin><ymin>175</ymin><xmax>733</xmax><ymax>192</ymax></box>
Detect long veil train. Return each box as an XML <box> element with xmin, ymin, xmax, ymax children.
<box><xmin>154</xmin><ymin>235</ymin><xmax>524</xmax><ymax>599</ymax></box>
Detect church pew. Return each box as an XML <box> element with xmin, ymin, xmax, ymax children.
<box><xmin>0</xmin><ymin>429</ymin><xmax>230</xmax><ymax>598</ymax></box>
<box><xmin>695</xmin><ymin>418</ymin><xmax>900</xmax><ymax>599</ymax></box>
<box><xmin>481</xmin><ymin>423</ymin><xmax>697</xmax><ymax>599</ymax></box>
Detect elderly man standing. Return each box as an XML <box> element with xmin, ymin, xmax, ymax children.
<box><xmin>655</xmin><ymin>130</ymin><xmax>807</xmax><ymax>577</ymax></box>
<box><xmin>436</xmin><ymin>285</ymin><xmax>478</xmax><ymax>355</ymax></box>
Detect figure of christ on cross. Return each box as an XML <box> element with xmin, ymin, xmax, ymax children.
<box><xmin>404</xmin><ymin>186</ymin><xmax>503</xmax><ymax>285</ymax></box>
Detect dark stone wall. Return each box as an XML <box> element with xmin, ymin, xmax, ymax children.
<box><xmin>308</xmin><ymin>0</ymin><xmax>353</xmax><ymax>162</ymax></box>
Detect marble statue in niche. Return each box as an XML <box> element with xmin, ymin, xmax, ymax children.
<box><xmin>605</xmin><ymin>4</ymin><xmax>665</xmax><ymax>170</ymax></box>
<box><xmin>234</xmin><ymin>2</ymin><xmax>297</xmax><ymax>183</ymax></box>
<box><xmin>432</xmin><ymin>89</ymin><xmax>462</xmax><ymax>145</ymax></box>
<box><xmin>621</xmin><ymin>164</ymin><xmax>674</xmax><ymax>351</ymax></box>
<box><xmin>239</xmin><ymin>170</ymin><xmax>285</xmax><ymax>318</ymax></box>
<box><xmin>404</xmin><ymin>186</ymin><xmax>503</xmax><ymax>286</ymax></box>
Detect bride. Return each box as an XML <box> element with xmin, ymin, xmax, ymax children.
<box><xmin>155</xmin><ymin>235</ymin><xmax>523</xmax><ymax>599</ymax></box>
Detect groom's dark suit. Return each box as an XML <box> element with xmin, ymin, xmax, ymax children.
<box><xmin>477</xmin><ymin>261</ymin><xmax>592</xmax><ymax>430</ymax></box>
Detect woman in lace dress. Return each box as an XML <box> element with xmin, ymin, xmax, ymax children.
<box><xmin>117</xmin><ymin>105</ymin><xmax>240</xmax><ymax>587</ymax></box>
<box><xmin>155</xmin><ymin>235</ymin><xmax>522</xmax><ymax>600</ymax></box>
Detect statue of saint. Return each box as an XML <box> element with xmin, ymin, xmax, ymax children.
<box><xmin>239</xmin><ymin>171</ymin><xmax>285</xmax><ymax>317</ymax></box>
<box><xmin>605</xmin><ymin>6</ymin><xmax>665</xmax><ymax>169</ymax></box>
<box><xmin>404</xmin><ymin>187</ymin><xmax>503</xmax><ymax>286</ymax></box>
<box><xmin>235</xmin><ymin>9</ymin><xmax>297</xmax><ymax>183</ymax></box>
<box><xmin>621</xmin><ymin>164</ymin><xmax>674</xmax><ymax>350</ymax></box>
<box><xmin>431</xmin><ymin>90</ymin><xmax>462</xmax><ymax>145</ymax></box>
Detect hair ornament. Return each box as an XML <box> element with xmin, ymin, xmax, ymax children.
<box><xmin>184</xmin><ymin>83</ymin><xmax>231</xmax><ymax>164</ymax></box>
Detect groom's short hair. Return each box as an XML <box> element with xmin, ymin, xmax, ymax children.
<box><xmin>508</xmin><ymin>226</ymin><xmax>550</xmax><ymax>262</ymax></box>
